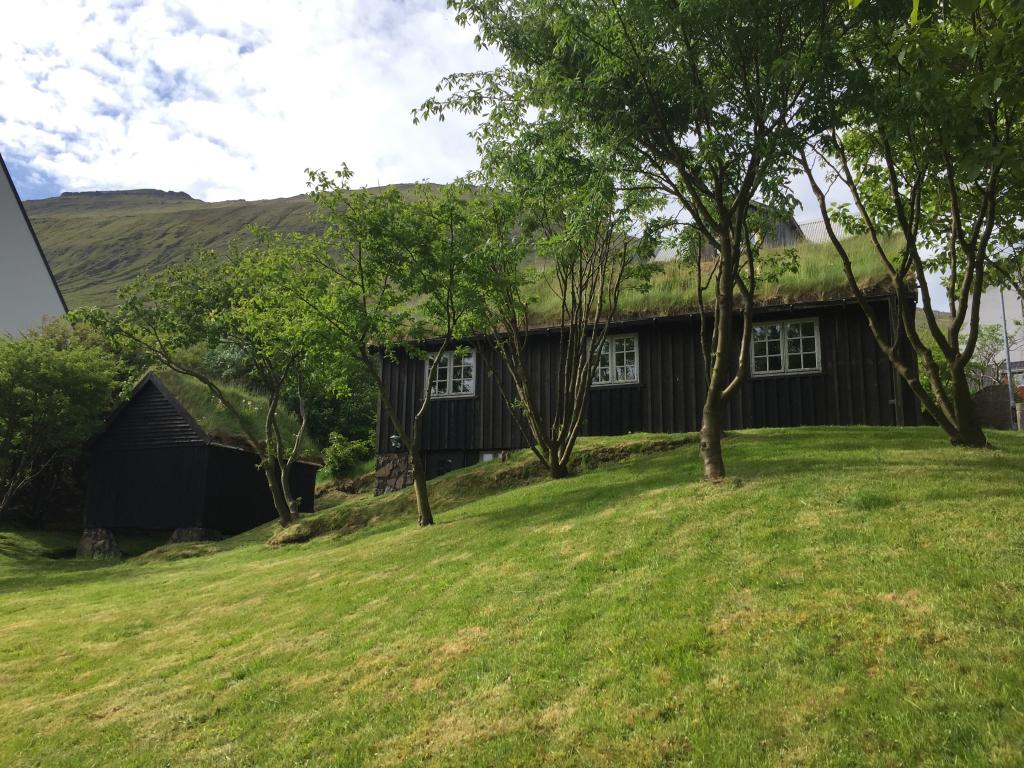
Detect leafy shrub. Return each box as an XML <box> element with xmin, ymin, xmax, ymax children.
<box><xmin>323</xmin><ymin>433</ymin><xmax>374</xmax><ymax>480</ymax></box>
<box><xmin>0</xmin><ymin>321</ymin><xmax>117</xmax><ymax>520</ymax></box>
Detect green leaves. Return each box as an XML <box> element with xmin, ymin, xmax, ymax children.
<box><xmin>0</xmin><ymin>320</ymin><xmax>117</xmax><ymax>517</ymax></box>
<box><xmin>951</xmin><ymin>0</ymin><xmax>983</xmax><ymax>14</ymax></box>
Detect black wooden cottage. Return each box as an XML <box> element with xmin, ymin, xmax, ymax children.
<box><xmin>374</xmin><ymin>293</ymin><xmax>919</xmax><ymax>491</ymax></box>
<box><xmin>85</xmin><ymin>373</ymin><xmax>318</xmax><ymax>535</ymax></box>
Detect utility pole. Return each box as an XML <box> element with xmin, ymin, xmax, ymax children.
<box><xmin>999</xmin><ymin>289</ymin><xmax>1019</xmax><ymax>430</ymax></box>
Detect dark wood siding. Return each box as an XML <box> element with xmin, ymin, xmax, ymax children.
<box><xmin>86</xmin><ymin>446</ymin><xmax>208</xmax><ymax>529</ymax></box>
<box><xmin>204</xmin><ymin>446</ymin><xmax>317</xmax><ymax>533</ymax></box>
<box><xmin>94</xmin><ymin>380</ymin><xmax>204</xmax><ymax>450</ymax></box>
<box><xmin>377</xmin><ymin>298</ymin><xmax>920</xmax><ymax>475</ymax></box>
<box><xmin>86</xmin><ymin>374</ymin><xmax>318</xmax><ymax>533</ymax></box>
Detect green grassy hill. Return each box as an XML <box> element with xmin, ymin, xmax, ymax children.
<box><xmin>25</xmin><ymin>185</ymin><xmax>432</xmax><ymax>309</ymax></box>
<box><xmin>2</xmin><ymin>427</ymin><xmax>1023</xmax><ymax>766</ymax></box>
<box><xmin>26</xmin><ymin>189</ymin><xmax>319</xmax><ymax>308</ymax></box>
<box><xmin>27</xmin><ymin>187</ymin><xmax>897</xmax><ymax>314</ymax></box>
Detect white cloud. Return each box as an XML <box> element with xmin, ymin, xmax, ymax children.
<box><xmin>0</xmin><ymin>0</ymin><xmax>503</xmax><ymax>200</ymax></box>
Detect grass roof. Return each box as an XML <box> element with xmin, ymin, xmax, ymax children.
<box><xmin>526</xmin><ymin>232</ymin><xmax>902</xmax><ymax>325</ymax></box>
<box><xmin>154</xmin><ymin>369</ymin><xmax>318</xmax><ymax>459</ymax></box>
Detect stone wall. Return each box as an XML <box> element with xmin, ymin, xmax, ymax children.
<box><xmin>972</xmin><ymin>384</ymin><xmax>1018</xmax><ymax>430</ymax></box>
<box><xmin>168</xmin><ymin>527</ymin><xmax>222</xmax><ymax>543</ymax></box>
<box><xmin>375</xmin><ymin>452</ymin><xmax>413</xmax><ymax>495</ymax></box>
<box><xmin>76</xmin><ymin>528</ymin><xmax>122</xmax><ymax>560</ymax></box>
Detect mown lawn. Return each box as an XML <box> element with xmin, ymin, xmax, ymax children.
<box><xmin>1</xmin><ymin>427</ymin><xmax>1023</xmax><ymax>767</ymax></box>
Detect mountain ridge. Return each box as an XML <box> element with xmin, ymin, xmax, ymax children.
<box><xmin>25</xmin><ymin>189</ymin><xmax>321</xmax><ymax>308</ymax></box>
<box><xmin>26</xmin><ymin>183</ymin><xmax>438</xmax><ymax>308</ymax></box>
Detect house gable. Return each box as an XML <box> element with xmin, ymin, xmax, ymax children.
<box><xmin>0</xmin><ymin>152</ymin><xmax>67</xmax><ymax>335</ymax></box>
<box><xmin>96</xmin><ymin>375</ymin><xmax>209</xmax><ymax>451</ymax></box>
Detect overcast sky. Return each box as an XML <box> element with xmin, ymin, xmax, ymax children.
<box><xmin>3</xmin><ymin>0</ymin><xmax>849</xmax><ymax>213</ymax></box>
<box><xmin>1</xmin><ymin>0</ymin><xmax>962</xmax><ymax>311</ymax></box>
<box><xmin>0</xmin><ymin>0</ymin><xmax>503</xmax><ymax>201</ymax></box>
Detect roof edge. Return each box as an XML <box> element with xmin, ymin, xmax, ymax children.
<box><xmin>88</xmin><ymin>371</ymin><xmax>213</xmax><ymax>449</ymax></box>
<box><xmin>0</xmin><ymin>150</ymin><xmax>68</xmax><ymax>313</ymax></box>
<box><xmin>376</xmin><ymin>291</ymin><xmax>905</xmax><ymax>350</ymax></box>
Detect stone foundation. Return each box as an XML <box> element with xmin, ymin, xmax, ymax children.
<box><xmin>972</xmin><ymin>384</ymin><xmax>1018</xmax><ymax>430</ymax></box>
<box><xmin>375</xmin><ymin>452</ymin><xmax>413</xmax><ymax>495</ymax></box>
<box><xmin>168</xmin><ymin>527</ymin><xmax>222</xmax><ymax>544</ymax></box>
<box><xmin>77</xmin><ymin>528</ymin><xmax>122</xmax><ymax>560</ymax></box>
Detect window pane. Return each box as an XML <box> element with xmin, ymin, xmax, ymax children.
<box><xmin>785</xmin><ymin>320</ymin><xmax>818</xmax><ymax>371</ymax></box>
<box><xmin>453</xmin><ymin>353</ymin><xmax>474</xmax><ymax>394</ymax></box>
<box><xmin>431</xmin><ymin>351</ymin><xmax>476</xmax><ymax>396</ymax></box>
<box><xmin>613</xmin><ymin>336</ymin><xmax>638</xmax><ymax>383</ymax></box>
<box><xmin>752</xmin><ymin>324</ymin><xmax>783</xmax><ymax>375</ymax></box>
<box><xmin>592</xmin><ymin>340</ymin><xmax>611</xmax><ymax>384</ymax></box>
<box><xmin>430</xmin><ymin>356</ymin><xmax>449</xmax><ymax>395</ymax></box>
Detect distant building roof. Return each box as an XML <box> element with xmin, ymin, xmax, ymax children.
<box><xmin>0</xmin><ymin>151</ymin><xmax>66</xmax><ymax>335</ymax></box>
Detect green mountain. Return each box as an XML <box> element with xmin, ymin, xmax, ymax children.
<box><xmin>27</xmin><ymin>185</ymin><xmax>894</xmax><ymax>314</ymax></box>
<box><xmin>25</xmin><ymin>189</ymin><xmax>320</xmax><ymax>309</ymax></box>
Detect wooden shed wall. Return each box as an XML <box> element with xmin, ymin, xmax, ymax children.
<box><xmin>86</xmin><ymin>379</ymin><xmax>209</xmax><ymax>529</ymax></box>
<box><xmin>93</xmin><ymin>379</ymin><xmax>205</xmax><ymax>451</ymax></box>
<box><xmin>377</xmin><ymin>298</ymin><xmax>919</xmax><ymax>464</ymax></box>
<box><xmin>85</xmin><ymin>446</ymin><xmax>208</xmax><ymax>529</ymax></box>
<box><xmin>85</xmin><ymin>377</ymin><xmax>319</xmax><ymax>533</ymax></box>
<box><xmin>203</xmin><ymin>446</ymin><xmax>317</xmax><ymax>533</ymax></box>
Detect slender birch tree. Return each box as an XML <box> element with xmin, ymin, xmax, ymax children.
<box><xmin>84</xmin><ymin>242</ymin><xmax>314</xmax><ymax>527</ymax></box>
<box><xmin>801</xmin><ymin>0</ymin><xmax>1024</xmax><ymax>446</ymax></box>
<box><xmin>468</xmin><ymin>118</ymin><xmax>659</xmax><ymax>478</ymax></box>
<box><xmin>420</xmin><ymin>0</ymin><xmax>840</xmax><ymax>479</ymax></box>
<box><xmin>292</xmin><ymin>172</ymin><xmax>486</xmax><ymax>526</ymax></box>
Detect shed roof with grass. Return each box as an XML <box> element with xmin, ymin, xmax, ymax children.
<box><xmin>84</xmin><ymin>371</ymin><xmax>319</xmax><ymax>536</ymax></box>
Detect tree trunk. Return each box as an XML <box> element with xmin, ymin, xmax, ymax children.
<box><xmin>264</xmin><ymin>461</ymin><xmax>295</xmax><ymax>526</ymax></box>
<box><xmin>950</xmin><ymin>371</ymin><xmax>988</xmax><ymax>447</ymax></box>
<box><xmin>411</xmin><ymin>454</ymin><xmax>433</xmax><ymax>526</ymax></box>
<box><xmin>699</xmin><ymin>270</ymin><xmax>733</xmax><ymax>483</ymax></box>
<box><xmin>699</xmin><ymin>399</ymin><xmax>726</xmax><ymax>481</ymax></box>
<box><xmin>549</xmin><ymin>453</ymin><xmax>569</xmax><ymax>479</ymax></box>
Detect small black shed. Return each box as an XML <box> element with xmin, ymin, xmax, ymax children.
<box><xmin>85</xmin><ymin>373</ymin><xmax>319</xmax><ymax>535</ymax></box>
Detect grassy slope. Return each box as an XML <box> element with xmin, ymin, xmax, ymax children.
<box><xmin>27</xmin><ymin>191</ymin><xmax>319</xmax><ymax>309</ymax></box>
<box><xmin>27</xmin><ymin>184</ymin><xmax>440</xmax><ymax>310</ymax></box>
<box><xmin>2</xmin><ymin>427</ymin><xmax>1023</xmax><ymax>767</ymax></box>
<box><xmin>28</xmin><ymin>188</ymin><xmax>898</xmax><ymax>315</ymax></box>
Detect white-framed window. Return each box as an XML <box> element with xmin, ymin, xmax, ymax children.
<box><xmin>592</xmin><ymin>334</ymin><xmax>640</xmax><ymax>386</ymax></box>
<box><xmin>427</xmin><ymin>349</ymin><xmax>476</xmax><ymax>398</ymax></box>
<box><xmin>752</xmin><ymin>318</ymin><xmax>820</xmax><ymax>376</ymax></box>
